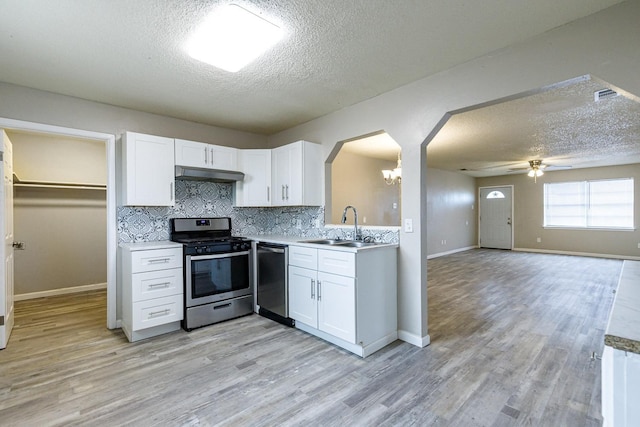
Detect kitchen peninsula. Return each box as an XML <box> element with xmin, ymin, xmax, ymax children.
<box><xmin>249</xmin><ymin>234</ymin><xmax>398</xmax><ymax>357</ymax></box>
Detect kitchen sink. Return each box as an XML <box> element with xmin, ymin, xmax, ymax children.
<box><xmin>299</xmin><ymin>239</ymin><xmax>380</xmax><ymax>247</ymax></box>
<box><xmin>299</xmin><ymin>239</ymin><xmax>345</xmax><ymax>245</ymax></box>
<box><xmin>334</xmin><ymin>241</ymin><xmax>378</xmax><ymax>248</ymax></box>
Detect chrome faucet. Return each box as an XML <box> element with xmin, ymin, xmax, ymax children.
<box><xmin>341</xmin><ymin>205</ymin><xmax>361</xmax><ymax>241</ymax></box>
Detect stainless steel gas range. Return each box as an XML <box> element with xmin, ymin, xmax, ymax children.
<box><xmin>170</xmin><ymin>217</ymin><xmax>253</xmax><ymax>331</ymax></box>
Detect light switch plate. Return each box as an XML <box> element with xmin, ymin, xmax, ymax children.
<box><xmin>404</xmin><ymin>218</ymin><xmax>413</xmax><ymax>233</ymax></box>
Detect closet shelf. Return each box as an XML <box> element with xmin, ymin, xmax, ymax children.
<box><xmin>13</xmin><ymin>173</ymin><xmax>106</xmax><ymax>191</ymax></box>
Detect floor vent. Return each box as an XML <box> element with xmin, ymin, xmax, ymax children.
<box><xmin>594</xmin><ymin>88</ymin><xmax>618</xmax><ymax>102</ymax></box>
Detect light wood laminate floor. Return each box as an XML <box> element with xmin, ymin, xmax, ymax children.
<box><xmin>0</xmin><ymin>249</ymin><xmax>621</xmax><ymax>426</ymax></box>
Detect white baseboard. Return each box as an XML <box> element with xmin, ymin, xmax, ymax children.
<box><xmin>14</xmin><ymin>282</ymin><xmax>107</xmax><ymax>301</ymax></box>
<box><xmin>427</xmin><ymin>246</ymin><xmax>476</xmax><ymax>260</ymax></box>
<box><xmin>513</xmin><ymin>248</ymin><xmax>640</xmax><ymax>261</ymax></box>
<box><xmin>398</xmin><ymin>329</ymin><xmax>431</xmax><ymax>348</ymax></box>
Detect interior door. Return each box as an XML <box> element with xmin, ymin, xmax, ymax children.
<box><xmin>0</xmin><ymin>130</ymin><xmax>14</xmax><ymax>349</ymax></box>
<box><xmin>479</xmin><ymin>186</ymin><xmax>513</xmax><ymax>250</ymax></box>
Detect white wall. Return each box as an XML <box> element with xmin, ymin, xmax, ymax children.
<box><xmin>267</xmin><ymin>1</ymin><xmax>640</xmax><ymax>345</ymax></box>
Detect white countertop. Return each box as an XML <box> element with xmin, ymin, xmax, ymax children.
<box><xmin>605</xmin><ymin>260</ymin><xmax>640</xmax><ymax>354</ymax></box>
<box><xmin>118</xmin><ymin>240</ymin><xmax>183</xmax><ymax>251</ymax></box>
<box><xmin>244</xmin><ymin>234</ymin><xmax>398</xmax><ymax>252</ymax></box>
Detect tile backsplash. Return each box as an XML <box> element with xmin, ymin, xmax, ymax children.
<box><xmin>117</xmin><ymin>180</ymin><xmax>399</xmax><ymax>244</ymax></box>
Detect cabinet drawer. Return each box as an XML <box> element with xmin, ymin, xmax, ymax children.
<box><xmin>132</xmin><ymin>294</ymin><xmax>183</xmax><ymax>330</ymax></box>
<box><xmin>130</xmin><ymin>248</ymin><xmax>182</xmax><ymax>273</ymax></box>
<box><xmin>318</xmin><ymin>249</ymin><xmax>355</xmax><ymax>277</ymax></box>
<box><xmin>289</xmin><ymin>245</ymin><xmax>318</xmax><ymax>269</ymax></box>
<box><xmin>132</xmin><ymin>268</ymin><xmax>183</xmax><ymax>302</ymax></box>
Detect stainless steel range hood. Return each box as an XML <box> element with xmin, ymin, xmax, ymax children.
<box><xmin>175</xmin><ymin>166</ymin><xmax>245</xmax><ymax>182</ymax></box>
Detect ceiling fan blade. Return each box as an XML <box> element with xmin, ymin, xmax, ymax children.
<box><xmin>544</xmin><ymin>165</ymin><xmax>572</xmax><ymax>171</ymax></box>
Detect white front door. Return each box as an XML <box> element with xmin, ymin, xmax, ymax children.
<box><xmin>479</xmin><ymin>186</ymin><xmax>513</xmax><ymax>250</ymax></box>
<box><xmin>0</xmin><ymin>130</ymin><xmax>14</xmax><ymax>349</ymax></box>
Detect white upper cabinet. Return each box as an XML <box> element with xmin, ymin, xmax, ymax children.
<box><xmin>122</xmin><ymin>132</ymin><xmax>175</xmax><ymax>207</ymax></box>
<box><xmin>271</xmin><ymin>140</ymin><xmax>323</xmax><ymax>206</ymax></box>
<box><xmin>175</xmin><ymin>139</ymin><xmax>238</xmax><ymax>171</ymax></box>
<box><xmin>235</xmin><ymin>149</ymin><xmax>272</xmax><ymax>207</ymax></box>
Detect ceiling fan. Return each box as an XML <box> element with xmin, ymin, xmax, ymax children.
<box><xmin>508</xmin><ymin>160</ymin><xmax>572</xmax><ymax>182</ymax></box>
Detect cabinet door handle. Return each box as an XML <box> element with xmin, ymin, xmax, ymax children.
<box><xmin>148</xmin><ymin>258</ymin><xmax>171</xmax><ymax>264</ymax></box>
<box><xmin>317</xmin><ymin>280</ymin><xmax>321</xmax><ymax>301</ymax></box>
<box><xmin>149</xmin><ymin>282</ymin><xmax>171</xmax><ymax>288</ymax></box>
<box><xmin>148</xmin><ymin>309</ymin><xmax>171</xmax><ymax>318</ymax></box>
<box><xmin>285</xmin><ymin>184</ymin><xmax>289</xmax><ymax>200</ymax></box>
<box><xmin>204</xmin><ymin>146</ymin><xmax>208</xmax><ymax>164</ymax></box>
<box><xmin>267</xmin><ymin>186</ymin><xmax>270</xmax><ymax>203</ymax></box>
<box><xmin>170</xmin><ymin>182</ymin><xmax>174</xmax><ymax>202</ymax></box>
<box><xmin>311</xmin><ymin>279</ymin><xmax>315</xmax><ymax>299</ymax></box>
<box><xmin>281</xmin><ymin>185</ymin><xmax>285</xmax><ymax>201</ymax></box>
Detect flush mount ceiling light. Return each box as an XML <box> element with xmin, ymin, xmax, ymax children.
<box><xmin>382</xmin><ymin>152</ymin><xmax>402</xmax><ymax>185</ymax></box>
<box><xmin>186</xmin><ymin>4</ymin><xmax>283</xmax><ymax>72</ymax></box>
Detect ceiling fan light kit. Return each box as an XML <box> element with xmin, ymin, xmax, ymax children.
<box><xmin>528</xmin><ymin>160</ymin><xmax>544</xmax><ymax>182</ymax></box>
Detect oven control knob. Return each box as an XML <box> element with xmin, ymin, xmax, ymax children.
<box><xmin>196</xmin><ymin>247</ymin><xmax>203</xmax><ymax>254</ymax></box>
<box><xmin>205</xmin><ymin>247</ymin><xmax>212</xmax><ymax>253</ymax></box>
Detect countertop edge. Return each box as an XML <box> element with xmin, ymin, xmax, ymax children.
<box><xmin>604</xmin><ymin>260</ymin><xmax>640</xmax><ymax>355</ymax></box>
<box><xmin>118</xmin><ymin>240</ymin><xmax>183</xmax><ymax>250</ymax></box>
<box><xmin>244</xmin><ymin>234</ymin><xmax>399</xmax><ymax>252</ymax></box>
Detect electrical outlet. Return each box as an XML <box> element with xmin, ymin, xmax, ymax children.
<box><xmin>296</xmin><ymin>219</ymin><xmax>302</xmax><ymax>229</ymax></box>
<box><xmin>637</xmin><ymin>243</ymin><xmax>640</xmax><ymax>249</ymax></box>
<box><xmin>315</xmin><ymin>219</ymin><xmax>320</xmax><ymax>228</ymax></box>
<box><xmin>537</xmin><ymin>237</ymin><xmax>541</xmax><ymax>243</ymax></box>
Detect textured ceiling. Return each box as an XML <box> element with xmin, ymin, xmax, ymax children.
<box><xmin>427</xmin><ymin>78</ymin><xmax>640</xmax><ymax>177</ymax></box>
<box><xmin>0</xmin><ymin>0</ymin><xmax>625</xmax><ymax>135</ymax></box>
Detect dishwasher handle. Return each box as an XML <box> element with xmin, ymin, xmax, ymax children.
<box><xmin>257</xmin><ymin>243</ymin><xmax>287</xmax><ymax>254</ymax></box>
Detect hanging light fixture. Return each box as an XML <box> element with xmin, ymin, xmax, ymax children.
<box><xmin>527</xmin><ymin>160</ymin><xmax>544</xmax><ymax>183</ymax></box>
<box><xmin>382</xmin><ymin>152</ymin><xmax>402</xmax><ymax>185</ymax></box>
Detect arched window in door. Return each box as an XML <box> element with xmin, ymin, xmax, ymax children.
<box><xmin>486</xmin><ymin>190</ymin><xmax>505</xmax><ymax>199</ymax></box>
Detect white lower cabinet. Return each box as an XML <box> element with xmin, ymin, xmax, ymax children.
<box><xmin>602</xmin><ymin>346</ymin><xmax>640</xmax><ymax>427</ymax></box>
<box><xmin>317</xmin><ymin>271</ymin><xmax>356</xmax><ymax>343</ymax></box>
<box><xmin>120</xmin><ymin>242</ymin><xmax>184</xmax><ymax>342</ymax></box>
<box><xmin>288</xmin><ymin>245</ymin><xmax>396</xmax><ymax>357</ymax></box>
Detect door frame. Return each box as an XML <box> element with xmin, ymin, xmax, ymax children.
<box><xmin>0</xmin><ymin>118</ymin><xmax>117</xmax><ymax>329</ymax></box>
<box><xmin>478</xmin><ymin>185</ymin><xmax>514</xmax><ymax>250</ymax></box>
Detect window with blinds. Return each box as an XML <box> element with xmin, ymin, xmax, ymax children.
<box><xmin>543</xmin><ymin>178</ymin><xmax>634</xmax><ymax>229</ymax></box>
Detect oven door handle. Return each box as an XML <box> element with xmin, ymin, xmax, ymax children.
<box><xmin>188</xmin><ymin>250</ymin><xmax>251</xmax><ymax>261</ymax></box>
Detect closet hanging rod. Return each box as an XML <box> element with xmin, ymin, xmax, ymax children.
<box><xmin>12</xmin><ymin>173</ymin><xmax>106</xmax><ymax>191</ymax></box>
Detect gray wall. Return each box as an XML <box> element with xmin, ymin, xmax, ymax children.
<box><xmin>330</xmin><ymin>151</ymin><xmax>400</xmax><ymax>226</ymax></box>
<box><xmin>10</xmin><ymin>131</ymin><xmax>107</xmax><ymax>295</ymax></box>
<box><xmin>0</xmin><ymin>82</ymin><xmax>267</xmax><ymax>149</ymax></box>
<box><xmin>476</xmin><ymin>164</ymin><xmax>640</xmax><ymax>258</ymax></box>
<box><xmin>266</xmin><ymin>1</ymin><xmax>640</xmax><ymax>343</ymax></box>
<box><xmin>0</xmin><ymin>1</ymin><xmax>638</xmax><ymax>344</ymax></box>
<box><xmin>426</xmin><ymin>168</ymin><xmax>476</xmax><ymax>257</ymax></box>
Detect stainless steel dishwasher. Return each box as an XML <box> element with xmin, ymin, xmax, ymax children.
<box><xmin>256</xmin><ymin>242</ymin><xmax>294</xmax><ymax>327</ymax></box>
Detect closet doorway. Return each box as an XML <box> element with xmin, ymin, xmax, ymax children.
<box><xmin>0</xmin><ymin>118</ymin><xmax>116</xmax><ymax>335</ymax></box>
<box><xmin>9</xmin><ymin>130</ymin><xmax>108</xmax><ymax>302</ymax></box>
